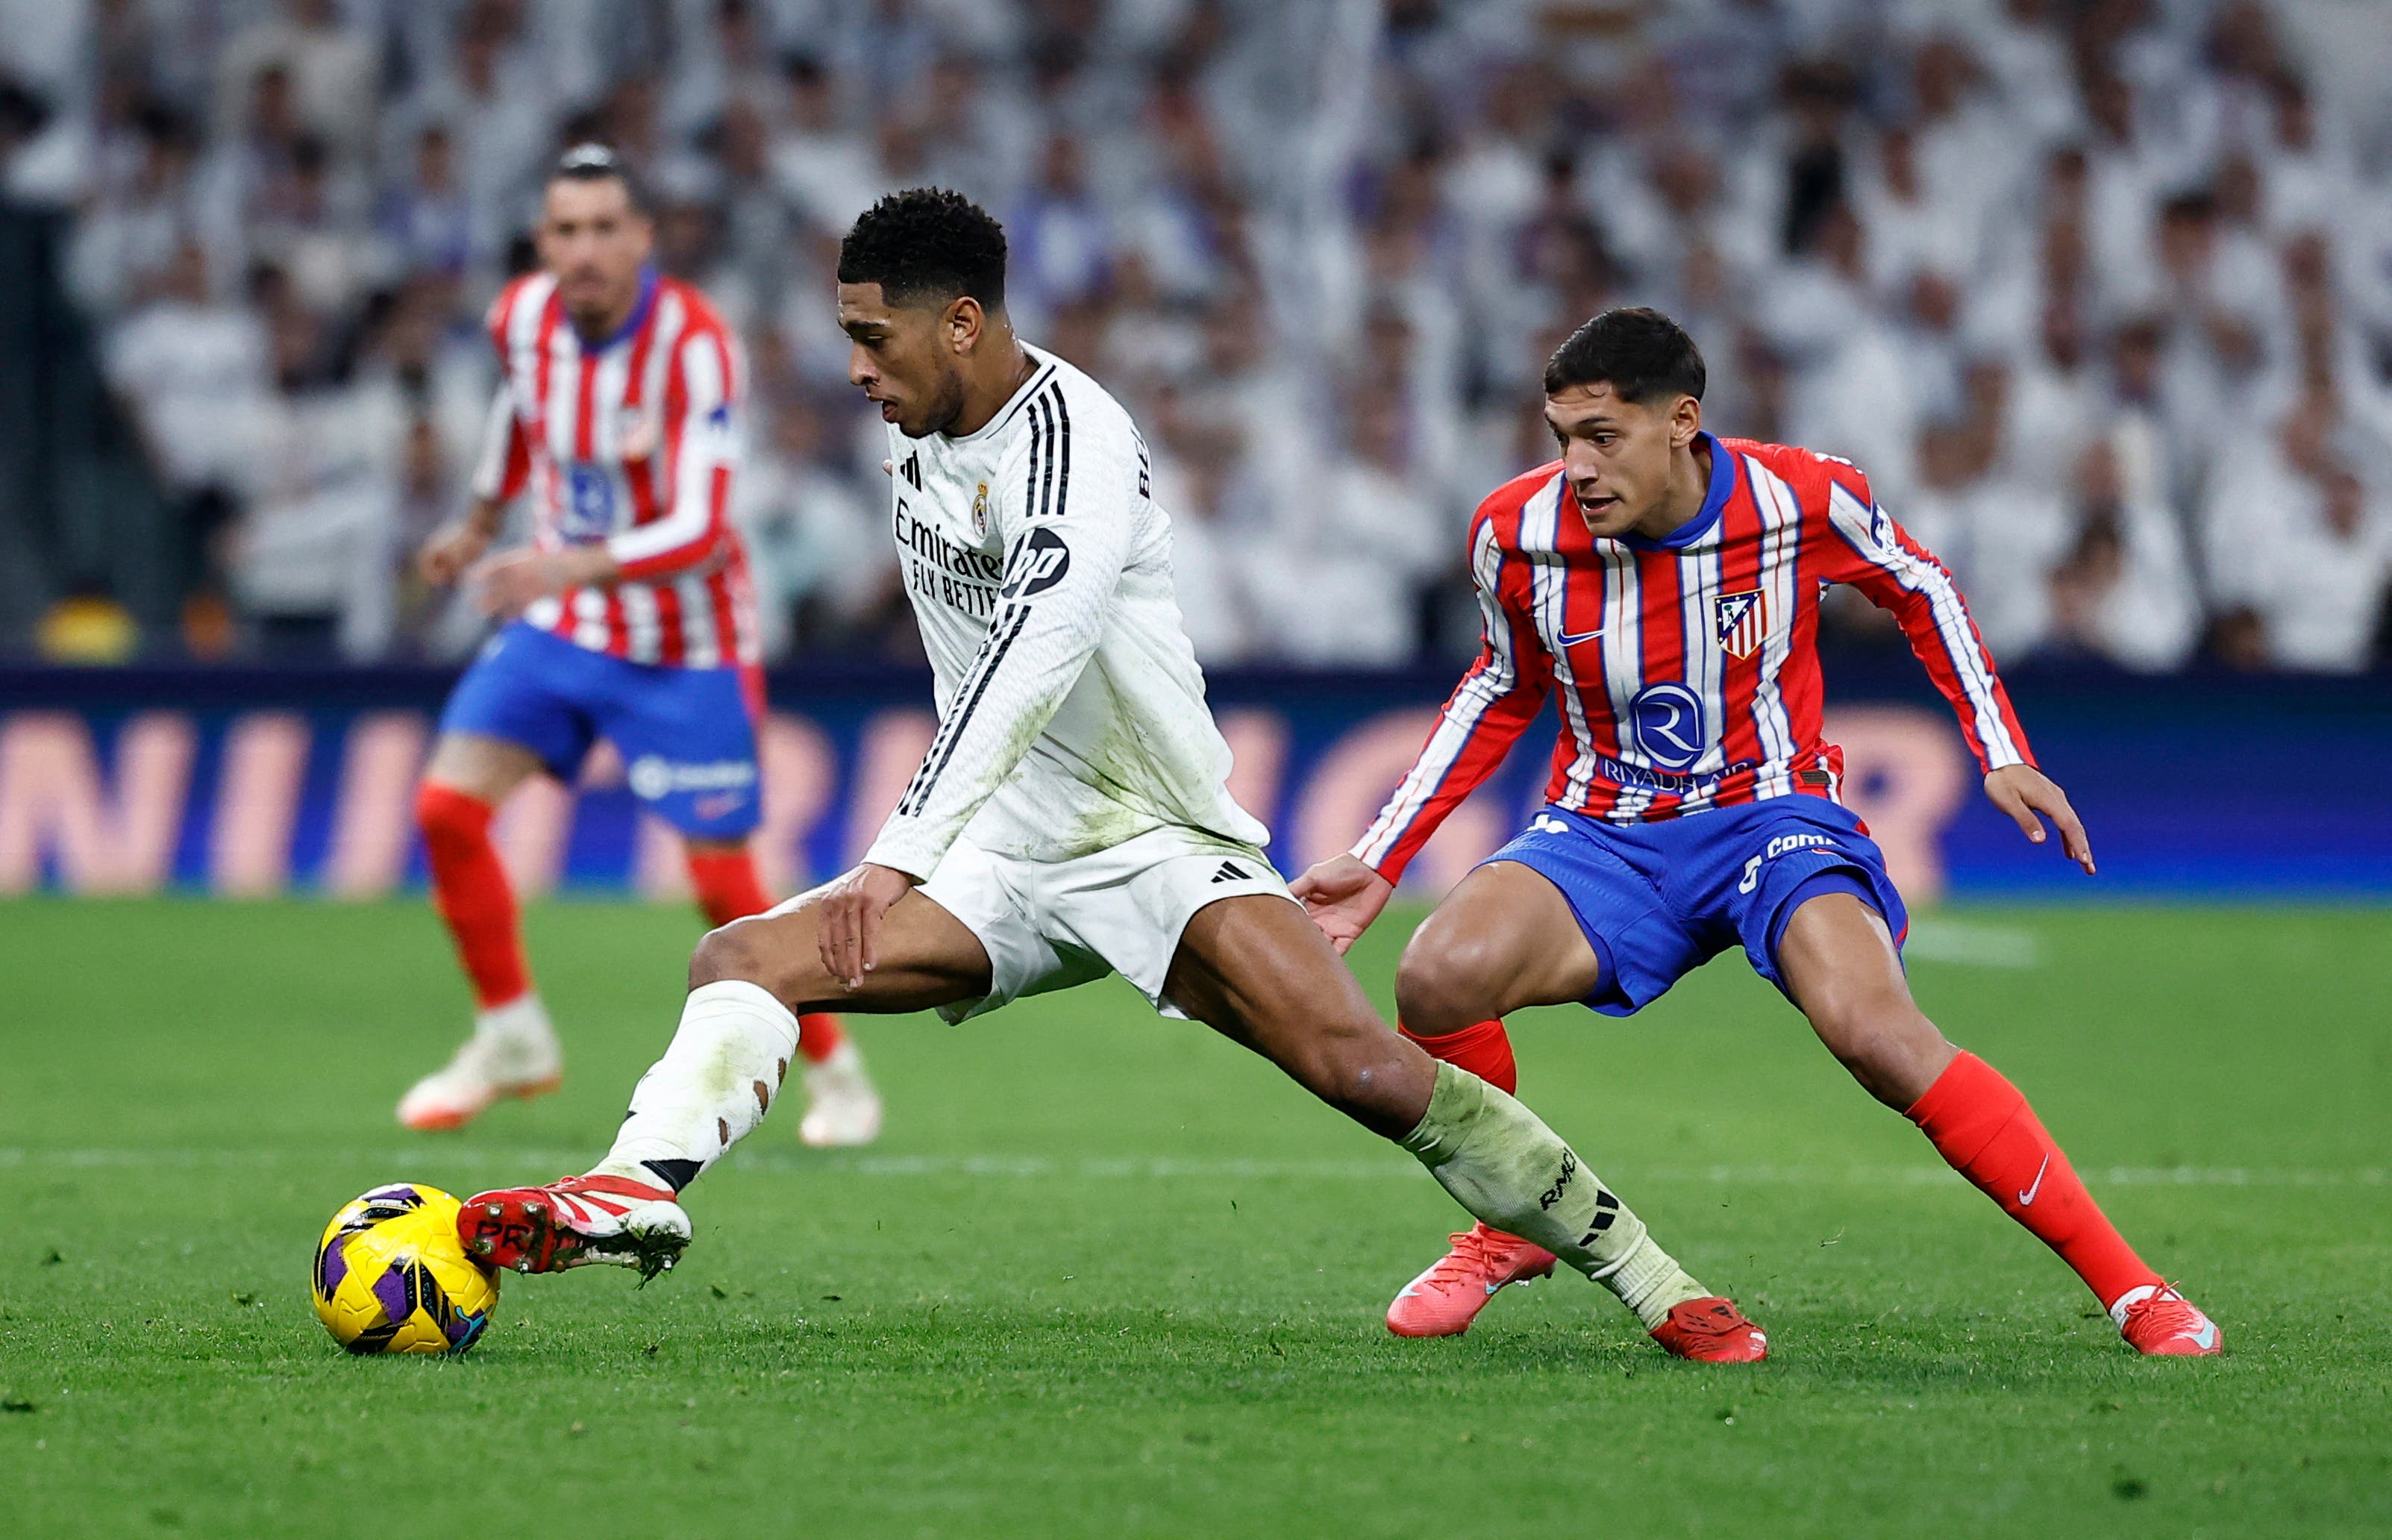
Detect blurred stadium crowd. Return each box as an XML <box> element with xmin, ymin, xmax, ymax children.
<box><xmin>1</xmin><ymin>0</ymin><xmax>2390</xmax><ymax>672</ymax></box>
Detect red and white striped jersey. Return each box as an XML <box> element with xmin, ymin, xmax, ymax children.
<box><xmin>1353</xmin><ymin>431</ymin><xmax>2034</xmax><ymax>880</ymax></box>
<box><xmin>472</xmin><ymin>268</ymin><xmax>760</xmax><ymax>669</ymax></box>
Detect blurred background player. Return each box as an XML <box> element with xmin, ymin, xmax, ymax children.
<box><xmin>401</xmin><ymin>144</ymin><xmax>878</xmax><ymax>1147</ymax></box>
<box><xmin>1294</xmin><ymin>308</ymin><xmax>2220</xmax><ymax>1357</ymax></box>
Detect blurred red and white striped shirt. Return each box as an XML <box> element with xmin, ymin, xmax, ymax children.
<box><xmin>473</xmin><ymin>268</ymin><xmax>761</xmax><ymax>669</ymax></box>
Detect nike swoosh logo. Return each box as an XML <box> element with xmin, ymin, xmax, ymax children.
<box><xmin>2017</xmin><ymin>1154</ymin><xmax>2050</xmax><ymax>1207</ymax></box>
<box><xmin>2183</xmin><ymin>1320</ymin><xmax>2218</xmax><ymax>1350</ymax></box>
<box><xmin>1556</xmin><ymin>628</ymin><xmax>1606</xmax><ymax>646</ymax></box>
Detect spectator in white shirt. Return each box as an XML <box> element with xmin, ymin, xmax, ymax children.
<box><xmin>768</xmin><ymin>54</ymin><xmax>883</xmax><ymax>237</ymax></box>
<box><xmin>735</xmin><ymin>395</ymin><xmax>894</xmax><ymax>659</ymax></box>
<box><xmin>2043</xmin><ymin>438</ymin><xmax>2201</xmax><ymax>671</ymax></box>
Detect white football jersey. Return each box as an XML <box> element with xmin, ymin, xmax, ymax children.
<box><xmin>862</xmin><ymin>345</ymin><xmax>1268</xmax><ymax>876</ymax></box>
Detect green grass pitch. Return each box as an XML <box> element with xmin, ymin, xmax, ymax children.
<box><xmin>1</xmin><ymin>897</ymin><xmax>2387</xmax><ymax>1538</ymax></box>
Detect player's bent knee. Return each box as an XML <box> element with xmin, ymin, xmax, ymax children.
<box><xmin>687</xmin><ymin>918</ymin><xmax>780</xmax><ymax>994</ymax></box>
<box><xmin>1394</xmin><ymin>929</ymin><xmax>1504</xmax><ymax>1036</ymax></box>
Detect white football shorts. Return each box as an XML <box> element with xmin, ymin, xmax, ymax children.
<box><xmin>916</xmin><ymin>823</ymin><xmax>1294</xmax><ymax>1023</ymax></box>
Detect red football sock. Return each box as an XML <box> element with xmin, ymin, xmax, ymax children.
<box><xmin>686</xmin><ymin>847</ymin><xmax>774</xmax><ymax>928</ymax></box>
<box><xmin>1906</xmin><ymin>1051</ymin><xmax>2161</xmax><ymax>1310</ymax></box>
<box><xmin>797</xmin><ymin>1012</ymin><xmax>846</xmax><ymax>1065</ymax></box>
<box><xmin>416</xmin><ymin>783</ymin><xmax>529</xmax><ymax>1010</ymax></box>
<box><xmin>1400</xmin><ymin>1018</ymin><xmax>1518</xmax><ymax>1096</ymax></box>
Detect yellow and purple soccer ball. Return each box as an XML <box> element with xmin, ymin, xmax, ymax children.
<box><xmin>311</xmin><ymin>1184</ymin><xmax>500</xmax><ymax>1355</ymax></box>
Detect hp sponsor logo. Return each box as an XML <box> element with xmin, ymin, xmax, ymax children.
<box><xmin>1001</xmin><ymin>527</ymin><xmax>1073</xmax><ymax>598</ymax></box>
<box><xmin>1627</xmin><ymin>683</ymin><xmax>1708</xmax><ymax>772</ymax></box>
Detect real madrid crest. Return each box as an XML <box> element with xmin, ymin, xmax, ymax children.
<box><xmin>972</xmin><ymin>481</ymin><xmax>990</xmax><ymax>538</ymax></box>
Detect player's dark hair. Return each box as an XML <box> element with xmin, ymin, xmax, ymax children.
<box><xmin>548</xmin><ymin>142</ymin><xmax>649</xmax><ymax>213</ymax></box>
<box><xmin>838</xmin><ymin>187</ymin><xmax>1007</xmax><ymax>312</ymax></box>
<box><xmin>1543</xmin><ymin>307</ymin><xmax>1707</xmax><ymax>405</ymax></box>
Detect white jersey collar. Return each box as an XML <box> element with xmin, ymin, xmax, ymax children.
<box><xmin>944</xmin><ymin>343</ymin><xmax>1058</xmax><ymax>446</ymax></box>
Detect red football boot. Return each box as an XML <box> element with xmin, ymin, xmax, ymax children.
<box><xmin>2111</xmin><ymin>1284</ymin><xmax>2223</xmax><ymax>1356</ymax></box>
<box><xmin>457</xmin><ymin>1174</ymin><xmax>689</xmax><ymax>1279</ymax></box>
<box><xmin>1386</xmin><ymin>1223</ymin><xmax>1559</xmax><ymax>1337</ymax></box>
<box><xmin>1649</xmin><ymin>1297</ymin><xmax>1769</xmax><ymax>1362</ymax></box>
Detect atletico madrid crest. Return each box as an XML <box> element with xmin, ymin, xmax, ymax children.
<box><xmin>1715</xmin><ymin>589</ymin><xmax>1769</xmax><ymax>659</ymax></box>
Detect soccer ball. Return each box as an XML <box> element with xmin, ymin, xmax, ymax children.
<box><xmin>312</xmin><ymin>1184</ymin><xmax>500</xmax><ymax>1355</ymax></box>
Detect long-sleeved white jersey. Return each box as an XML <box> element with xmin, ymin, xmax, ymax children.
<box><xmin>862</xmin><ymin>345</ymin><xmax>1268</xmax><ymax>878</ymax></box>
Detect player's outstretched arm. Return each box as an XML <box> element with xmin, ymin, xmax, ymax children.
<box><xmin>1289</xmin><ymin>854</ymin><xmax>1396</xmax><ymax>955</ymax></box>
<box><xmin>1806</xmin><ymin>459</ymin><xmax>2046</xmax><ymax>787</ymax></box>
<box><xmin>430</xmin><ymin>379</ymin><xmax>531</xmax><ymax>586</ymax></box>
<box><xmin>1984</xmin><ymin>763</ymin><xmax>2095</xmax><ymax>874</ymax></box>
<box><xmin>1333</xmin><ymin>511</ymin><xmax>1552</xmax><ymax>909</ymax></box>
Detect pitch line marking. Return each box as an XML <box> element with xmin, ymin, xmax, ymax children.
<box><xmin>0</xmin><ymin>1148</ymin><xmax>2382</xmax><ymax>1189</ymax></box>
<box><xmin>1902</xmin><ymin>919</ymin><xmax>2043</xmax><ymax>968</ymax></box>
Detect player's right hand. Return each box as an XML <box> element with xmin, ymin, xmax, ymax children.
<box><xmin>419</xmin><ymin>522</ymin><xmax>491</xmax><ymax>586</ymax></box>
<box><xmin>1289</xmin><ymin>854</ymin><xmax>1396</xmax><ymax>955</ymax></box>
<box><xmin>817</xmin><ymin>862</ymin><xmax>915</xmax><ymax>991</ymax></box>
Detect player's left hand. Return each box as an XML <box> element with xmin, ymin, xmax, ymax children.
<box><xmin>469</xmin><ymin>548</ymin><xmax>617</xmax><ymax>619</ymax></box>
<box><xmin>817</xmin><ymin>862</ymin><xmax>915</xmax><ymax>992</ymax></box>
<box><xmin>1984</xmin><ymin>764</ymin><xmax>2094</xmax><ymax>874</ymax></box>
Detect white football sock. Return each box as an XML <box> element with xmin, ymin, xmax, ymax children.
<box><xmin>592</xmin><ymin>981</ymin><xmax>798</xmax><ymax>1193</ymax></box>
<box><xmin>1603</xmin><ymin>1231</ymin><xmax>1711</xmax><ymax>1330</ymax></box>
<box><xmin>1400</xmin><ymin>1062</ymin><xmax>1710</xmax><ymax>1328</ymax></box>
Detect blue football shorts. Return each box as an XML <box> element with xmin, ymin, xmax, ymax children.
<box><xmin>1483</xmin><ymin>797</ymin><xmax>1909</xmax><ymax>1015</ymax></box>
<box><xmin>437</xmin><ymin>621</ymin><xmax>763</xmax><ymax>840</ymax></box>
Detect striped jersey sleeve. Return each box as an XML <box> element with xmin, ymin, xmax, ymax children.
<box><xmin>470</xmin><ymin>281</ymin><xmax>533</xmax><ymax>502</ymax></box>
<box><xmin>863</xmin><ymin>384</ymin><xmax>1139</xmax><ymax>880</ymax></box>
<box><xmin>469</xmin><ymin>381</ymin><xmax>530</xmax><ymax>501</ymax></box>
<box><xmin>607</xmin><ymin>320</ymin><xmax>739</xmax><ymax>583</ymax></box>
<box><xmin>1350</xmin><ymin>501</ymin><xmax>1554</xmax><ymax>882</ymax></box>
<box><xmin>1806</xmin><ymin>457</ymin><xmax>2033</xmax><ymax>772</ymax></box>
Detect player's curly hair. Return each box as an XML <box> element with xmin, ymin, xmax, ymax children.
<box><xmin>838</xmin><ymin>187</ymin><xmax>1008</xmax><ymax>312</ymax></box>
<box><xmin>1544</xmin><ymin>307</ymin><xmax>1706</xmax><ymax>404</ymax></box>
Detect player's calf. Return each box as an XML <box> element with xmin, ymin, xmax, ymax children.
<box><xmin>1779</xmin><ymin>896</ymin><xmax>2217</xmax><ymax>1350</ymax></box>
<box><xmin>1798</xmin><ymin>977</ymin><xmax>1956</xmax><ymax>1109</ymax></box>
<box><xmin>1171</xmin><ymin>897</ymin><xmax>1732</xmax><ymax>1344</ymax></box>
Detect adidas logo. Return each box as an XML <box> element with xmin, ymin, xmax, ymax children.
<box><xmin>1209</xmin><ymin>861</ymin><xmax>1250</xmax><ymax>884</ymax></box>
